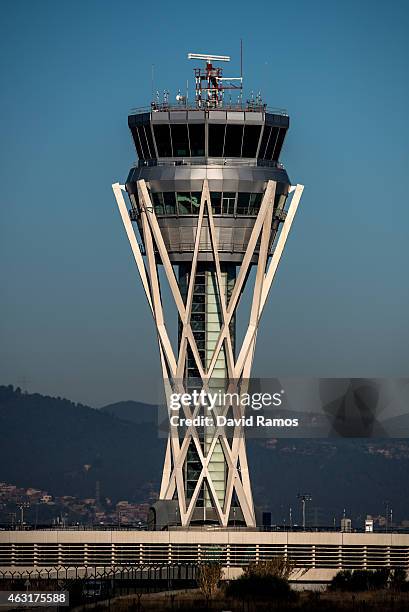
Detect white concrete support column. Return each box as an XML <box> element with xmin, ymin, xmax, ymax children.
<box><xmin>113</xmin><ymin>179</ymin><xmax>303</xmax><ymax>528</ymax></box>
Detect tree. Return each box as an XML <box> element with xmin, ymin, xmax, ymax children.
<box><xmin>197</xmin><ymin>563</ymin><xmax>223</xmax><ymax>602</ymax></box>
<box><xmin>244</xmin><ymin>557</ymin><xmax>295</xmax><ymax>580</ymax></box>
<box><xmin>390</xmin><ymin>567</ymin><xmax>408</xmax><ymax>591</ymax></box>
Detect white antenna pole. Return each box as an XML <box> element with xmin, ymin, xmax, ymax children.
<box><xmin>240</xmin><ymin>39</ymin><xmax>243</xmax><ymax>105</ymax></box>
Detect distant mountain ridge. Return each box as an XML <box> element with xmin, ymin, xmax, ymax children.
<box><xmin>100</xmin><ymin>400</ymin><xmax>157</xmax><ymax>424</ymax></box>
<box><xmin>1</xmin><ymin>386</ymin><xmax>409</xmax><ymax>524</ymax></box>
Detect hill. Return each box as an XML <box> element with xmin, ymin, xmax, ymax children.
<box><xmin>100</xmin><ymin>400</ymin><xmax>157</xmax><ymax>424</ymax></box>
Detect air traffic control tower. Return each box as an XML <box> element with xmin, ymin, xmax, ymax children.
<box><xmin>113</xmin><ymin>53</ymin><xmax>304</xmax><ymax>529</ymax></box>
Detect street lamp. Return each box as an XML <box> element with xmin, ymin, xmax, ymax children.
<box><xmin>297</xmin><ymin>494</ymin><xmax>312</xmax><ymax>531</ymax></box>
<box><xmin>17</xmin><ymin>502</ymin><xmax>30</xmax><ymax>528</ymax></box>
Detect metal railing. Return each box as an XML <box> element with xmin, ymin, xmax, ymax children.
<box><xmin>2</xmin><ymin>523</ymin><xmax>409</xmax><ymax>534</ymax></box>
<box><xmin>128</xmin><ymin>210</ymin><xmax>287</xmax><ymax>226</ymax></box>
<box><xmin>133</xmin><ymin>158</ymin><xmax>285</xmax><ymax>169</ymax></box>
<box><xmin>124</xmin><ymin>240</ymin><xmax>276</xmax><ymax>256</ymax></box>
<box><xmin>129</xmin><ymin>103</ymin><xmax>288</xmax><ymax>116</ymax></box>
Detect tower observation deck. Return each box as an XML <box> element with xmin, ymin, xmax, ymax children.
<box><xmin>113</xmin><ymin>54</ymin><xmax>304</xmax><ymax>529</ymax></box>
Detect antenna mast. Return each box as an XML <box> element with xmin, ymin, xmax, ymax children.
<box><xmin>187</xmin><ymin>52</ymin><xmax>243</xmax><ymax>109</ymax></box>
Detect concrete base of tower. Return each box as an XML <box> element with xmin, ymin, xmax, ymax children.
<box><xmin>148</xmin><ymin>500</ymin><xmax>247</xmax><ymax>530</ymax></box>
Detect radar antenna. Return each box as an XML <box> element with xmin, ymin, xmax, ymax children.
<box><xmin>187</xmin><ymin>52</ymin><xmax>243</xmax><ymax>109</ymax></box>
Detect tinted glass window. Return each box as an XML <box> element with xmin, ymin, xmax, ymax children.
<box><xmin>265</xmin><ymin>127</ymin><xmax>279</xmax><ymax>160</ymax></box>
<box><xmin>275</xmin><ymin>193</ymin><xmax>287</xmax><ymax>211</ymax></box>
<box><xmin>171</xmin><ymin>124</ymin><xmax>189</xmax><ymax>157</ymax></box>
<box><xmin>222</xmin><ymin>192</ymin><xmax>236</xmax><ymax>214</ymax></box>
<box><xmin>208</xmin><ymin>124</ymin><xmax>226</xmax><ymax>157</ymax></box>
<box><xmin>242</xmin><ymin>125</ymin><xmax>262</xmax><ymax>158</ymax></box>
<box><xmin>131</xmin><ymin>127</ymin><xmax>144</xmax><ymax>159</ymax></box>
<box><xmin>152</xmin><ymin>192</ymin><xmax>165</xmax><ymax>214</ymax></box>
<box><xmin>224</xmin><ymin>124</ymin><xmax>244</xmax><ymax>157</ymax></box>
<box><xmin>188</xmin><ymin>124</ymin><xmax>205</xmax><ymax>156</ymax></box>
<box><xmin>177</xmin><ymin>193</ymin><xmax>192</xmax><ymax>214</ymax></box>
<box><xmin>144</xmin><ymin>125</ymin><xmax>156</xmax><ymax>158</ymax></box>
<box><xmin>211</xmin><ymin>192</ymin><xmax>222</xmax><ymax>214</ymax></box>
<box><xmin>236</xmin><ymin>193</ymin><xmax>250</xmax><ymax>215</ymax></box>
<box><xmin>163</xmin><ymin>192</ymin><xmax>176</xmax><ymax>214</ymax></box>
<box><xmin>191</xmin><ymin>192</ymin><xmax>201</xmax><ymax>212</ymax></box>
<box><xmin>258</xmin><ymin>125</ymin><xmax>271</xmax><ymax>159</ymax></box>
<box><xmin>137</xmin><ymin>125</ymin><xmax>150</xmax><ymax>159</ymax></box>
<box><xmin>153</xmin><ymin>124</ymin><xmax>172</xmax><ymax>157</ymax></box>
<box><xmin>272</xmin><ymin>128</ymin><xmax>286</xmax><ymax>160</ymax></box>
<box><xmin>249</xmin><ymin>193</ymin><xmax>263</xmax><ymax>215</ymax></box>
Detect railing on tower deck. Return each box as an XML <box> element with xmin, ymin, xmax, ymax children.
<box><xmin>129</xmin><ymin>103</ymin><xmax>288</xmax><ymax>116</ymax></box>
<box><xmin>132</xmin><ymin>158</ymin><xmax>286</xmax><ymax>169</ymax></box>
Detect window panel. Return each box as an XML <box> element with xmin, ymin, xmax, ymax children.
<box><xmin>153</xmin><ymin>124</ymin><xmax>172</xmax><ymax>157</ymax></box>
<box><xmin>144</xmin><ymin>124</ymin><xmax>156</xmax><ymax>158</ymax></box>
<box><xmin>249</xmin><ymin>193</ymin><xmax>263</xmax><ymax>215</ymax></box>
<box><xmin>224</xmin><ymin>124</ymin><xmax>244</xmax><ymax>157</ymax></box>
<box><xmin>272</xmin><ymin>128</ymin><xmax>286</xmax><ymax>160</ymax></box>
<box><xmin>137</xmin><ymin>125</ymin><xmax>150</xmax><ymax>159</ymax></box>
<box><xmin>171</xmin><ymin>124</ymin><xmax>189</xmax><ymax>157</ymax></box>
<box><xmin>258</xmin><ymin>125</ymin><xmax>271</xmax><ymax>159</ymax></box>
<box><xmin>163</xmin><ymin>192</ymin><xmax>176</xmax><ymax>214</ymax></box>
<box><xmin>210</xmin><ymin>192</ymin><xmax>222</xmax><ymax>214</ymax></box>
<box><xmin>152</xmin><ymin>192</ymin><xmax>164</xmax><ymax>215</ymax></box>
<box><xmin>188</xmin><ymin>124</ymin><xmax>205</xmax><ymax>156</ymax></box>
<box><xmin>177</xmin><ymin>192</ymin><xmax>192</xmax><ymax>214</ymax></box>
<box><xmin>275</xmin><ymin>193</ymin><xmax>287</xmax><ymax>211</ymax></box>
<box><xmin>236</xmin><ymin>193</ymin><xmax>251</xmax><ymax>215</ymax></box>
<box><xmin>242</xmin><ymin>125</ymin><xmax>262</xmax><ymax>158</ymax></box>
<box><xmin>191</xmin><ymin>192</ymin><xmax>201</xmax><ymax>212</ymax></box>
<box><xmin>131</xmin><ymin>127</ymin><xmax>144</xmax><ymax>159</ymax></box>
<box><xmin>222</xmin><ymin>192</ymin><xmax>236</xmax><ymax>215</ymax></box>
<box><xmin>208</xmin><ymin>124</ymin><xmax>226</xmax><ymax>157</ymax></box>
<box><xmin>265</xmin><ymin>127</ymin><xmax>279</xmax><ymax>159</ymax></box>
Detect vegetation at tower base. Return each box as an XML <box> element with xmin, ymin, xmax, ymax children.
<box><xmin>196</xmin><ymin>563</ymin><xmax>223</xmax><ymax>602</ymax></box>
<box><xmin>225</xmin><ymin>558</ymin><xmax>297</xmax><ymax>602</ymax></box>
<box><xmin>329</xmin><ymin>568</ymin><xmax>409</xmax><ymax>592</ymax></box>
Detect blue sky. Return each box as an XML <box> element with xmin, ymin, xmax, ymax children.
<box><xmin>1</xmin><ymin>0</ymin><xmax>408</xmax><ymax>406</ymax></box>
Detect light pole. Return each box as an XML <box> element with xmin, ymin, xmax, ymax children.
<box><xmin>18</xmin><ymin>503</ymin><xmax>30</xmax><ymax>528</ymax></box>
<box><xmin>385</xmin><ymin>500</ymin><xmax>390</xmax><ymax>533</ymax></box>
<box><xmin>297</xmin><ymin>494</ymin><xmax>312</xmax><ymax>531</ymax></box>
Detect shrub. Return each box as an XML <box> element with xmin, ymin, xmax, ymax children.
<box><xmin>197</xmin><ymin>563</ymin><xmax>223</xmax><ymax>601</ymax></box>
<box><xmin>226</xmin><ymin>557</ymin><xmax>296</xmax><ymax>602</ymax></box>
<box><xmin>330</xmin><ymin>568</ymin><xmax>408</xmax><ymax>592</ymax></box>
<box><xmin>226</xmin><ymin>573</ymin><xmax>293</xmax><ymax>601</ymax></box>
<box><xmin>244</xmin><ymin>557</ymin><xmax>295</xmax><ymax>580</ymax></box>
